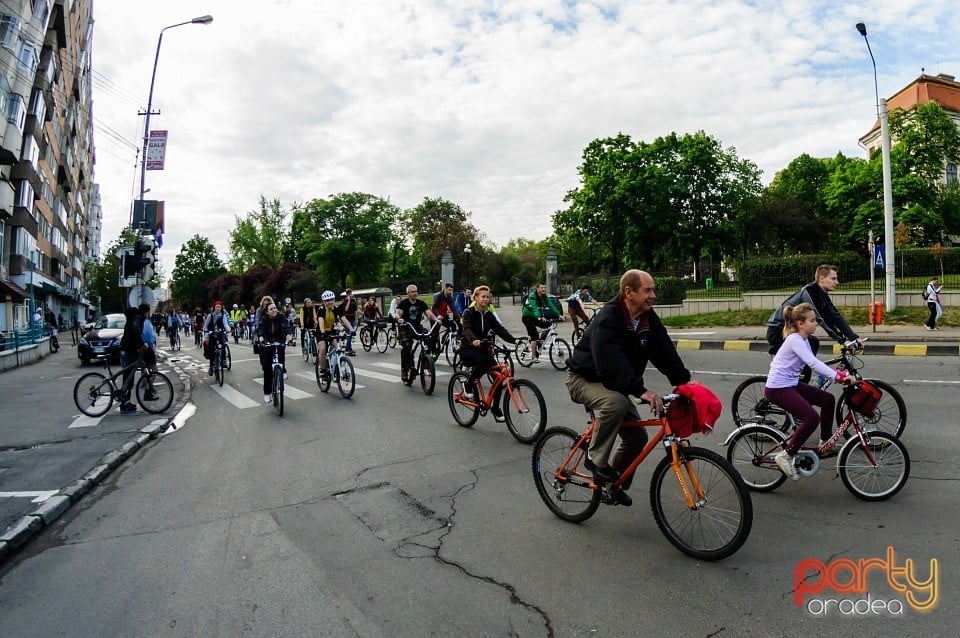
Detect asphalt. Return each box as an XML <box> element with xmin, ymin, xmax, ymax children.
<box><xmin>1</xmin><ymin>315</ymin><xmax>956</xmax><ymax>565</ymax></box>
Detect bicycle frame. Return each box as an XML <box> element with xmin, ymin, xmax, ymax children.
<box><xmin>556</xmin><ymin>405</ymin><xmax>706</xmax><ymax>510</ymax></box>
<box><xmin>458</xmin><ymin>354</ymin><xmax>530</xmax><ymax>415</ymax></box>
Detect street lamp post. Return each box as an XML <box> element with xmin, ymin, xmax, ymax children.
<box><xmin>138</xmin><ymin>15</ymin><xmax>213</xmax><ymax>213</ymax></box>
<box><xmin>463</xmin><ymin>243</ymin><xmax>472</xmax><ymax>288</ymax></box>
<box><xmin>856</xmin><ymin>22</ymin><xmax>896</xmax><ymax>310</ymax></box>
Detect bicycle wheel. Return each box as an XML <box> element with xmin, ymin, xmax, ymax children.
<box><xmin>274</xmin><ymin>370</ymin><xmax>284</xmax><ymax>416</ymax></box>
<box><xmin>214</xmin><ymin>352</ymin><xmax>223</xmax><ymax>387</ymax></box>
<box><xmin>836</xmin><ymin>379</ymin><xmax>906</xmax><ymax>439</ymax></box>
<box><xmin>515</xmin><ymin>338</ymin><xmax>534</xmax><ymax>367</ymax></box>
<box><xmin>316</xmin><ymin>360</ymin><xmax>332</xmax><ymax>392</ymax></box>
<box><xmin>571</xmin><ymin>326</ymin><xmax>584</xmax><ymax>345</ymax></box>
<box><xmin>136</xmin><ymin>371</ymin><xmax>174</xmax><ymax>414</ymax></box>
<box><xmin>387</xmin><ymin>326</ymin><xmax>398</xmax><ymax>349</ymax></box>
<box><xmin>549</xmin><ymin>338</ymin><xmax>571</xmax><ymax>371</ymax></box>
<box><xmin>444</xmin><ymin>335</ymin><xmax>458</xmax><ymax>367</ymax></box>
<box><xmin>503</xmin><ymin>379</ymin><xmax>547</xmax><ymax>443</ymax></box>
<box><xmin>650</xmin><ymin>446</ymin><xmax>753</xmax><ymax>561</ymax></box>
<box><xmin>838</xmin><ymin>431</ymin><xmax>909</xmax><ymax>501</ymax></box>
<box><xmin>531</xmin><ymin>427</ymin><xmax>600</xmax><ymax>523</ymax></box>
<box><xmin>73</xmin><ymin>372</ymin><xmax>114</xmax><ymax>417</ymax></box>
<box><xmin>375</xmin><ymin>327</ymin><xmax>388</xmax><ymax>353</ymax></box>
<box><xmin>360</xmin><ymin>326</ymin><xmax>373</xmax><ymax>352</ymax></box>
<box><xmin>224</xmin><ymin>344</ymin><xmax>232</xmax><ymax>370</ymax></box>
<box><xmin>725</xmin><ymin>425</ymin><xmax>788</xmax><ymax>492</ymax></box>
<box><xmin>419</xmin><ymin>352</ymin><xmax>436</xmax><ymax>395</ymax></box>
<box><xmin>174</xmin><ymin>334</ymin><xmax>181</xmax><ymax>351</ymax></box>
<box><xmin>448</xmin><ymin>372</ymin><xmax>480</xmax><ymax>427</ymax></box>
<box><xmin>730</xmin><ymin>376</ymin><xmax>790</xmax><ymax>431</ymax></box>
<box><xmin>302</xmin><ymin>341</ymin><xmax>310</xmax><ymax>362</ymax></box>
<box><xmin>337</xmin><ymin>357</ymin><xmax>356</xmax><ymax>398</ymax></box>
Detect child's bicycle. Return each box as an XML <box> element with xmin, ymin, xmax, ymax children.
<box><xmin>725</xmin><ymin>380</ymin><xmax>910</xmax><ymax>501</ymax></box>
<box><xmin>730</xmin><ymin>339</ymin><xmax>906</xmax><ymax>438</ymax></box>
<box><xmin>73</xmin><ymin>354</ymin><xmax>175</xmax><ymax>417</ymax></box>
<box><xmin>531</xmin><ymin>392</ymin><xmax>753</xmax><ymax>561</ymax></box>
<box><xmin>514</xmin><ymin>319</ymin><xmax>571</xmax><ymax>370</ymax></box>
<box><xmin>448</xmin><ymin>342</ymin><xmax>547</xmax><ymax>443</ymax></box>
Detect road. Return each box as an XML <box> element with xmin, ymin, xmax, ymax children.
<box><xmin>0</xmin><ymin>338</ymin><xmax>957</xmax><ymax>636</ymax></box>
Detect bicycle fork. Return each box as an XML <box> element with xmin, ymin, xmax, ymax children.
<box><xmin>667</xmin><ymin>443</ymin><xmax>707</xmax><ymax>509</ymax></box>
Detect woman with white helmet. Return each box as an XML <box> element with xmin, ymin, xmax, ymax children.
<box><xmin>316</xmin><ymin>290</ymin><xmax>353</xmax><ymax>379</ymax></box>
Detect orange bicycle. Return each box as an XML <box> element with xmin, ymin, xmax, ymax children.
<box><xmin>448</xmin><ymin>343</ymin><xmax>547</xmax><ymax>443</ymax></box>
<box><xmin>532</xmin><ymin>394</ymin><xmax>753</xmax><ymax>560</ymax></box>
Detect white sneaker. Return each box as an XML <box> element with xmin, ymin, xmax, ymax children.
<box><xmin>462</xmin><ymin>390</ymin><xmax>475</xmax><ymax>400</ymax></box>
<box><xmin>263</xmin><ymin>395</ymin><xmax>271</xmax><ymax>404</ymax></box>
<box><xmin>283</xmin><ymin>373</ymin><xmax>288</xmax><ymax>380</ymax></box>
<box><xmin>774</xmin><ymin>450</ymin><xmax>799</xmax><ymax>481</ymax></box>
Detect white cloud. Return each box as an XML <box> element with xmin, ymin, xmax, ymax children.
<box><xmin>90</xmin><ymin>0</ymin><xmax>959</xmax><ymax>283</ymax></box>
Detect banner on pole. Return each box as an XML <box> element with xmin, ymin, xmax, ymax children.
<box><xmin>145</xmin><ymin>130</ymin><xmax>168</xmax><ymax>170</ymax></box>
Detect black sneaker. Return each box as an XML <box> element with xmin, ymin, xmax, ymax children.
<box><xmin>144</xmin><ymin>391</ymin><xmax>160</xmax><ymax>401</ymax></box>
<box><xmin>491</xmin><ymin>406</ymin><xmax>506</xmax><ymax>423</ymax></box>
<box><xmin>120</xmin><ymin>403</ymin><xmax>137</xmax><ymax>414</ymax></box>
<box><xmin>612</xmin><ymin>488</ymin><xmax>633</xmax><ymax>507</ymax></box>
<box><xmin>583</xmin><ymin>455</ymin><xmax>619</xmax><ymax>484</ymax></box>
<box><xmin>347</xmin><ymin>350</ymin><xmax>357</xmax><ymax>356</ymax></box>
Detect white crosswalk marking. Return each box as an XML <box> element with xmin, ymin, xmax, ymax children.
<box><xmin>211</xmin><ymin>383</ymin><xmax>260</xmax><ymax>409</ymax></box>
<box><xmin>69</xmin><ymin>414</ymin><xmax>105</xmax><ymax>428</ymax></box>
<box><xmin>294</xmin><ymin>370</ymin><xmax>367</xmax><ymax>388</ymax></box>
<box><xmin>370</xmin><ymin>361</ymin><xmax>451</xmax><ymax>377</ymax></box>
<box><xmin>253</xmin><ymin>378</ymin><xmax>314</xmax><ymax>400</ymax></box>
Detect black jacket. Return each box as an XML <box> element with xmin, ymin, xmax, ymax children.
<box><xmin>120</xmin><ymin>308</ymin><xmax>144</xmax><ymax>355</ymax></box>
<box><xmin>460</xmin><ymin>306</ymin><xmax>516</xmax><ymax>349</ymax></box>
<box><xmin>566</xmin><ymin>296</ymin><xmax>690</xmax><ymax>396</ymax></box>
<box><xmin>766</xmin><ymin>281</ymin><xmax>858</xmax><ymax>343</ymax></box>
<box><xmin>256</xmin><ymin>313</ymin><xmax>289</xmax><ymax>343</ymax></box>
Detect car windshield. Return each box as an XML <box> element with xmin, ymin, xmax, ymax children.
<box><xmin>94</xmin><ymin>316</ymin><xmax>125</xmax><ymax>330</ymax></box>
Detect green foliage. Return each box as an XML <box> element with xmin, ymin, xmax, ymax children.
<box><xmin>404</xmin><ymin>197</ymin><xmax>483</xmax><ymax>285</ymax></box>
<box><xmin>294</xmin><ymin>192</ymin><xmax>397</xmax><ymax>289</ymax></box>
<box><xmin>228</xmin><ymin>196</ymin><xmax>289</xmax><ymax>271</ymax></box>
<box><xmin>736</xmin><ymin>253</ymin><xmax>866</xmax><ymax>290</ymax></box>
<box><xmin>170</xmin><ymin>235</ymin><xmax>226</xmax><ymax>310</ymax></box>
<box><xmin>653</xmin><ymin>276</ymin><xmax>686</xmax><ymax>305</ymax></box>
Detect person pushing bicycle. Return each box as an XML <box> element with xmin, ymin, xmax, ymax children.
<box><xmin>459</xmin><ymin>285</ymin><xmax>519</xmax><ymax>422</ymax></box>
<box><xmin>565</xmin><ymin>269</ymin><xmax>692</xmax><ymax>507</ymax></box>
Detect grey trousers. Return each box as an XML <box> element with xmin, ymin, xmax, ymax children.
<box><xmin>565</xmin><ymin>371</ymin><xmax>649</xmax><ymax>488</ymax></box>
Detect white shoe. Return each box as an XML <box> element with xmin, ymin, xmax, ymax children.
<box><xmin>462</xmin><ymin>390</ymin><xmax>475</xmax><ymax>400</ymax></box>
<box><xmin>774</xmin><ymin>450</ymin><xmax>799</xmax><ymax>481</ymax></box>
<box><xmin>924</xmin><ymin>326</ymin><xmax>934</xmax><ymax>330</ymax></box>
<box><xmin>283</xmin><ymin>373</ymin><xmax>288</xmax><ymax>380</ymax></box>
<box><xmin>263</xmin><ymin>395</ymin><xmax>271</xmax><ymax>404</ymax></box>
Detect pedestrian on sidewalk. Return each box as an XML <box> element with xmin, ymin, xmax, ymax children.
<box><xmin>924</xmin><ymin>276</ymin><xmax>943</xmax><ymax>330</ymax></box>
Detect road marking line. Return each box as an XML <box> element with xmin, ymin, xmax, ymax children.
<box><xmin>0</xmin><ymin>491</ymin><xmax>58</xmax><ymax>503</ymax></box>
<box><xmin>69</xmin><ymin>414</ymin><xmax>105</xmax><ymax>428</ymax></box>
<box><xmin>691</xmin><ymin>369</ymin><xmax>762</xmax><ymax>377</ymax></box>
<box><xmin>294</xmin><ymin>370</ymin><xmax>367</xmax><ymax>389</ymax></box>
<box><xmin>902</xmin><ymin>379</ymin><xmax>960</xmax><ymax>385</ymax></box>
<box><xmin>211</xmin><ymin>383</ymin><xmax>260</xmax><ymax>409</ymax></box>
<box><xmin>676</xmin><ymin>339</ymin><xmax>701</xmax><ymax>350</ymax></box>
<box><xmin>253</xmin><ymin>378</ymin><xmax>314</xmax><ymax>400</ymax></box>
<box><xmin>369</xmin><ymin>361</ymin><xmax>450</xmax><ymax>377</ymax></box>
<box><xmin>893</xmin><ymin>344</ymin><xmax>927</xmax><ymax>356</ymax></box>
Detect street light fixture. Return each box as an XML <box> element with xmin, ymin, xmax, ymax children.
<box><xmin>856</xmin><ymin>22</ymin><xmax>896</xmax><ymax>310</ymax></box>
<box><xmin>138</xmin><ymin>15</ymin><xmax>213</xmax><ymax>213</ymax></box>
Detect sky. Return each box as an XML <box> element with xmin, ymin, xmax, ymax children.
<box><xmin>89</xmin><ymin>0</ymin><xmax>960</xmax><ymax>282</ymax></box>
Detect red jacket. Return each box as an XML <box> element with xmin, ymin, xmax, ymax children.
<box><xmin>667</xmin><ymin>382</ymin><xmax>722</xmax><ymax>437</ymax></box>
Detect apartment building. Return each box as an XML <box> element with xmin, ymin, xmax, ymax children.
<box><xmin>859</xmin><ymin>71</ymin><xmax>960</xmax><ymax>186</ymax></box>
<box><xmin>0</xmin><ymin>0</ymin><xmax>99</xmax><ymax>334</ymax></box>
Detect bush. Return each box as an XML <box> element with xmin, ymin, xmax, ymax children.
<box><xmin>654</xmin><ymin>276</ymin><xmax>686</xmax><ymax>304</ymax></box>
<box><xmin>737</xmin><ymin>253</ymin><xmax>865</xmax><ymax>290</ymax></box>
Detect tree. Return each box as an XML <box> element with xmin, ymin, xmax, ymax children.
<box><xmin>228</xmin><ymin>196</ymin><xmax>289</xmax><ymax>272</ymax></box>
<box><xmin>294</xmin><ymin>192</ymin><xmax>398</xmax><ymax>289</ymax></box>
<box><xmin>170</xmin><ymin>235</ymin><xmax>226</xmax><ymax>310</ymax></box>
<box><xmin>404</xmin><ymin>197</ymin><xmax>483</xmax><ymax>282</ymax></box>
<box><xmin>84</xmin><ymin>227</ymin><xmax>140</xmax><ymax>313</ymax></box>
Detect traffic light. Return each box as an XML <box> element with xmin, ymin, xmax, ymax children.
<box><xmin>133</xmin><ymin>236</ymin><xmax>157</xmax><ymax>282</ymax></box>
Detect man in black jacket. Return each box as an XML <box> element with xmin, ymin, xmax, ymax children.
<box><xmin>566</xmin><ymin>270</ymin><xmax>691</xmax><ymax>506</ymax></box>
<box><xmin>766</xmin><ymin>264</ymin><xmax>862</xmax><ymax>381</ymax></box>
<box><xmin>118</xmin><ymin>306</ymin><xmax>145</xmax><ymax>413</ymax></box>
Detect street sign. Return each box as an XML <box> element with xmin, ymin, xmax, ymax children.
<box><xmin>873</xmin><ymin>245</ymin><xmax>885</xmax><ymax>269</ymax></box>
<box><xmin>128</xmin><ymin>285</ymin><xmax>155</xmax><ymax>308</ymax></box>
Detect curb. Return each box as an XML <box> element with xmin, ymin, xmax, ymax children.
<box><xmin>0</xmin><ymin>359</ymin><xmax>193</xmax><ymax>566</ymax></box>
<box><xmin>672</xmin><ymin>339</ymin><xmax>959</xmax><ymax>357</ymax></box>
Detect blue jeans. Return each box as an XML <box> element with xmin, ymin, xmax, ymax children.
<box><xmin>344</xmin><ymin>317</ymin><xmax>357</xmax><ymax>351</ymax></box>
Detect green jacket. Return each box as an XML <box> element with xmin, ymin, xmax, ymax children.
<box><xmin>522</xmin><ymin>290</ymin><xmax>561</xmax><ymax>319</ymax></box>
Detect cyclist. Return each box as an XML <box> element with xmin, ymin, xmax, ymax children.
<box><xmin>166</xmin><ymin>309</ymin><xmax>182</xmax><ymax>349</ymax></box>
<box><xmin>139</xmin><ymin>302</ymin><xmax>159</xmax><ymax>399</ymax></box>
<box><xmin>193</xmin><ymin>307</ymin><xmax>205</xmax><ymax>347</ymax></box>
<box><xmin>767</xmin><ymin>302</ymin><xmax>855</xmax><ymax>480</ymax></box>
<box><xmin>202</xmin><ymin>301</ymin><xmax>232</xmax><ymax>376</ymax></box>
<box><xmin>567</xmin><ymin>285</ymin><xmax>602</xmax><ymax>335</ymax></box>
<box><xmin>316</xmin><ymin>290</ymin><xmax>352</xmax><ymax>379</ymax></box>
<box><xmin>247</xmin><ymin>304</ymin><xmax>257</xmax><ymax>342</ymax></box>
<box><xmin>362</xmin><ymin>296</ymin><xmax>382</xmax><ymax>322</ymax></box>
<box><xmin>256</xmin><ymin>300</ymin><xmax>290</xmax><ymax>404</ymax></box>
<box><xmin>766</xmin><ymin>264</ymin><xmax>862</xmax><ymax>382</ymax></box>
<box><xmin>521</xmin><ymin>283</ymin><xmax>563</xmax><ymax>363</ymax></box>
<box><xmin>395</xmin><ymin>284</ymin><xmax>437</xmax><ymax>384</ymax></box>
<box><xmin>338</xmin><ymin>289</ymin><xmax>360</xmax><ymax>355</ymax></box>
<box><xmin>459</xmin><ymin>285</ymin><xmax>519</xmax><ymax>422</ymax></box>
<box><xmin>430</xmin><ymin>282</ymin><xmax>461</xmax><ymax>355</ymax></box>
<box><xmin>454</xmin><ymin>287</ymin><xmax>472</xmax><ymax>316</ymax></box>
<box><xmin>119</xmin><ymin>305</ymin><xmax>146</xmax><ymax>414</ymax></box>
<box><xmin>229</xmin><ymin>304</ymin><xmax>247</xmax><ymax>340</ymax></box>
<box><xmin>284</xmin><ymin>299</ymin><xmax>299</xmax><ymax>343</ymax></box>
<box><xmin>566</xmin><ymin>269</ymin><xmax>692</xmax><ymax>507</ymax></box>
<box><xmin>299</xmin><ymin>298</ymin><xmax>318</xmax><ymax>352</ymax></box>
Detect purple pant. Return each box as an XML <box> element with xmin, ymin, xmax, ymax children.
<box><xmin>764</xmin><ymin>384</ymin><xmax>836</xmax><ymax>455</ymax></box>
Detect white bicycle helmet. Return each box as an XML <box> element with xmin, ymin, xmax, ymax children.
<box><xmin>321</xmin><ymin>290</ymin><xmax>335</xmax><ymax>302</ymax></box>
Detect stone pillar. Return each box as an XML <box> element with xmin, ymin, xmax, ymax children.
<box><xmin>546</xmin><ymin>246</ymin><xmax>558</xmax><ymax>296</ymax></box>
<box><xmin>441</xmin><ymin>248</ymin><xmax>454</xmax><ymax>290</ymax></box>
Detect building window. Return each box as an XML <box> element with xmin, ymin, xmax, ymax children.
<box><xmin>15</xmin><ymin>179</ymin><xmax>35</xmax><ymax>211</ymax></box>
<box><xmin>31</xmin><ymin>0</ymin><xmax>51</xmax><ymax>31</ymax></box>
<box><xmin>29</xmin><ymin>87</ymin><xmax>45</xmax><ymax>122</ymax></box>
<box><xmin>948</xmin><ymin>163</ymin><xmax>958</xmax><ymax>186</ymax></box>
<box><xmin>18</xmin><ymin>40</ymin><xmax>39</xmax><ymax>75</ymax></box>
<box><xmin>0</xmin><ymin>14</ymin><xmax>19</xmax><ymax>50</ymax></box>
<box><xmin>5</xmin><ymin>93</ymin><xmax>25</xmax><ymax>130</ymax></box>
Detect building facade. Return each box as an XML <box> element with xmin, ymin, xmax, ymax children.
<box><xmin>859</xmin><ymin>72</ymin><xmax>960</xmax><ymax>186</ymax></box>
<box><xmin>0</xmin><ymin>0</ymin><xmax>98</xmax><ymax>335</ymax></box>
